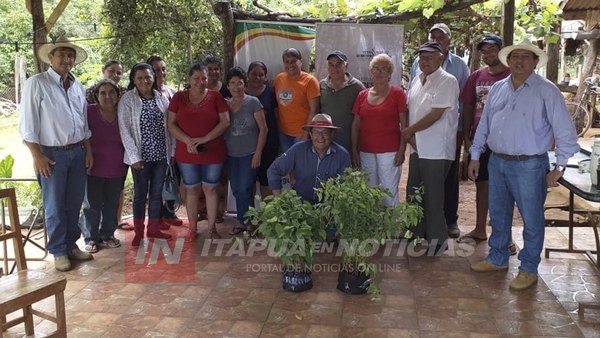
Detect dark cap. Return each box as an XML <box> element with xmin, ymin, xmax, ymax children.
<box><xmin>327</xmin><ymin>50</ymin><xmax>347</xmax><ymax>62</ymax></box>
<box><xmin>417</xmin><ymin>41</ymin><xmax>443</xmax><ymax>54</ymax></box>
<box><xmin>477</xmin><ymin>34</ymin><xmax>503</xmax><ymax>50</ymax></box>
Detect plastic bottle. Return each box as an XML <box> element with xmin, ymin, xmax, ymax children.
<box><xmin>590</xmin><ymin>139</ymin><xmax>600</xmax><ymax>185</ymax></box>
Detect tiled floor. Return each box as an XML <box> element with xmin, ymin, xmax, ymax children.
<box><xmin>4</xmin><ymin>214</ymin><xmax>600</xmax><ymax>337</ymax></box>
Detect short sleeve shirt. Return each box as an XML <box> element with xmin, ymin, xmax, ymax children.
<box><xmin>274</xmin><ymin>71</ymin><xmax>320</xmax><ymax>137</ymax></box>
<box><xmin>225</xmin><ymin>95</ymin><xmax>263</xmax><ymax>157</ymax></box>
<box><xmin>352</xmin><ymin>86</ymin><xmax>407</xmax><ymax>153</ymax></box>
<box><xmin>168</xmin><ymin>90</ymin><xmax>228</xmax><ymax>164</ymax></box>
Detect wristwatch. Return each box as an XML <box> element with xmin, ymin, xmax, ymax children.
<box><xmin>554</xmin><ymin>164</ymin><xmax>566</xmax><ymax>172</ymax></box>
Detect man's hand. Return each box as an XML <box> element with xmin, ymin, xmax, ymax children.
<box><xmin>33</xmin><ymin>153</ymin><xmax>56</xmax><ymax>178</ymax></box>
<box><xmin>467</xmin><ymin>160</ymin><xmax>480</xmax><ymax>181</ymax></box>
<box><xmin>401</xmin><ymin>127</ymin><xmax>414</xmax><ymax>142</ymax></box>
<box><xmin>394</xmin><ymin>148</ymin><xmax>405</xmax><ymax>166</ymax></box>
<box><xmin>547</xmin><ymin>169</ymin><xmax>563</xmax><ymax>187</ymax></box>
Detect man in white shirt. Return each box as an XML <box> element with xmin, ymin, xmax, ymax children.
<box><xmin>19</xmin><ymin>37</ymin><xmax>94</xmax><ymax>271</ymax></box>
<box><xmin>402</xmin><ymin>41</ymin><xmax>460</xmax><ymax>255</ymax></box>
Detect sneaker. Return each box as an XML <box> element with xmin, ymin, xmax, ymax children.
<box><xmin>68</xmin><ymin>247</ymin><xmax>94</xmax><ymax>261</ymax></box>
<box><xmin>470</xmin><ymin>259</ymin><xmax>508</xmax><ymax>272</ymax></box>
<box><xmin>447</xmin><ymin>224</ymin><xmax>461</xmax><ymax>238</ymax></box>
<box><xmin>509</xmin><ymin>272</ymin><xmax>538</xmax><ymax>290</ymax></box>
<box><xmin>84</xmin><ymin>241</ymin><xmax>99</xmax><ymax>253</ymax></box>
<box><xmin>54</xmin><ymin>255</ymin><xmax>71</xmax><ymax>271</ymax></box>
<box><xmin>100</xmin><ymin>237</ymin><xmax>121</xmax><ymax>248</ymax></box>
<box><xmin>162</xmin><ymin>216</ymin><xmax>183</xmax><ymax>226</ymax></box>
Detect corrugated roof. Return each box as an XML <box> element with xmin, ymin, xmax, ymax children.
<box><xmin>562</xmin><ymin>0</ymin><xmax>600</xmax><ymax>11</ymax></box>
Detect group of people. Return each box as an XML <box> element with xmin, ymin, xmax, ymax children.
<box><xmin>19</xmin><ymin>23</ymin><xmax>579</xmax><ymax>292</ymax></box>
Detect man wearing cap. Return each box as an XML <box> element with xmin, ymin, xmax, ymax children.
<box><xmin>410</xmin><ymin>23</ymin><xmax>470</xmax><ymax>240</ymax></box>
<box><xmin>19</xmin><ymin>37</ymin><xmax>94</xmax><ymax>271</ymax></box>
<box><xmin>268</xmin><ymin>114</ymin><xmax>351</xmax><ymax>204</ymax></box>
<box><xmin>468</xmin><ymin>41</ymin><xmax>579</xmax><ymax>290</ymax></box>
<box><xmin>403</xmin><ymin>41</ymin><xmax>460</xmax><ymax>254</ymax></box>
<box><xmin>459</xmin><ymin>34</ymin><xmax>511</xmax><ymax>244</ymax></box>
<box><xmin>319</xmin><ymin>50</ymin><xmax>365</xmax><ymax>153</ymax></box>
<box><xmin>274</xmin><ymin>47</ymin><xmax>320</xmax><ymax>152</ymax></box>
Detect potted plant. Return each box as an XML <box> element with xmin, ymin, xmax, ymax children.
<box><xmin>316</xmin><ymin>168</ymin><xmax>422</xmax><ymax>298</ymax></box>
<box><xmin>247</xmin><ymin>189</ymin><xmax>326</xmax><ymax>292</ymax></box>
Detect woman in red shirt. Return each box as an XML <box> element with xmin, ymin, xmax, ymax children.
<box><xmin>167</xmin><ymin>63</ymin><xmax>230</xmax><ymax>241</ymax></box>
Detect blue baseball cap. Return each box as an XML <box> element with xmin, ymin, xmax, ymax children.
<box><xmin>477</xmin><ymin>34</ymin><xmax>503</xmax><ymax>50</ymax></box>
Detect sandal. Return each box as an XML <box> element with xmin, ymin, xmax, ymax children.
<box><xmin>229</xmin><ymin>226</ymin><xmax>245</xmax><ymax>236</ymax></box>
<box><xmin>457</xmin><ymin>232</ymin><xmax>487</xmax><ymax>243</ymax></box>
<box><xmin>509</xmin><ymin>241</ymin><xmax>517</xmax><ymax>256</ymax></box>
<box><xmin>84</xmin><ymin>241</ymin><xmax>99</xmax><ymax>253</ymax></box>
<box><xmin>209</xmin><ymin>228</ymin><xmax>222</xmax><ymax>239</ymax></box>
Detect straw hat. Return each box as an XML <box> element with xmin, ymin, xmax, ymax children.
<box><xmin>302</xmin><ymin>114</ymin><xmax>340</xmax><ymax>131</ymax></box>
<box><xmin>498</xmin><ymin>40</ymin><xmax>548</xmax><ymax>69</ymax></box>
<box><xmin>38</xmin><ymin>36</ymin><xmax>88</xmax><ymax>65</ymax></box>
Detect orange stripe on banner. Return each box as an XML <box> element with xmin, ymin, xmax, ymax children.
<box><xmin>234</xmin><ymin>31</ymin><xmax>314</xmax><ymax>52</ymax></box>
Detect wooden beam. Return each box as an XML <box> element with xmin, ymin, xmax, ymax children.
<box><xmin>501</xmin><ymin>0</ymin><xmax>515</xmax><ymax>46</ymax></box>
<box><xmin>45</xmin><ymin>0</ymin><xmax>71</xmax><ymax>33</ymax></box>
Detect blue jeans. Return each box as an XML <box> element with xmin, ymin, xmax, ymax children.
<box><xmin>227</xmin><ymin>155</ymin><xmax>257</xmax><ymax>225</ymax></box>
<box><xmin>178</xmin><ymin>162</ymin><xmax>223</xmax><ymax>187</ymax></box>
<box><xmin>39</xmin><ymin>144</ymin><xmax>86</xmax><ymax>256</ymax></box>
<box><xmin>278</xmin><ymin>133</ymin><xmax>302</xmax><ymax>152</ymax></box>
<box><xmin>81</xmin><ymin>175</ymin><xmax>125</xmax><ymax>243</ymax></box>
<box><xmin>487</xmin><ymin>153</ymin><xmax>549</xmax><ymax>273</ymax></box>
<box><xmin>132</xmin><ymin>160</ymin><xmax>167</xmax><ymax>232</ymax></box>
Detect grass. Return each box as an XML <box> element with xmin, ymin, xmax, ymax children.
<box><xmin>0</xmin><ymin>113</ymin><xmax>33</xmax><ymax>177</ymax></box>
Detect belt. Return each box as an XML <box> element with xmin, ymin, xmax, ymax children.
<box><xmin>43</xmin><ymin>141</ymin><xmax>83</xmax><ymax>150</ymax></box>
<box><xmin>494</xmin><ymin>152</ymin><xmax>546</xmax><ymax>161</ymax></box>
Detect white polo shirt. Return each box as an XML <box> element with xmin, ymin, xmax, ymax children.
<box><xmin>407</xmin><ymin>67</ymin><xmax>459</xmax><ymax>160</ymax></box>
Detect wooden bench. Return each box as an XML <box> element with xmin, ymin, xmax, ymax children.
<box><xmin>0</xmin><ymin>188</ymin><xmax>67</xmax><ymax>337</ymax></box>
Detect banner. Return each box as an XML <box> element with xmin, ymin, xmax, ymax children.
<box><xmin>234</xmin><ymin>20</ymin><xmax>316</xmax><ymax>81</ymax></box>
<box><xmin>315</xmin><ymin>23</ymin><xmax>404</xmax><ymax>87</ymax></box>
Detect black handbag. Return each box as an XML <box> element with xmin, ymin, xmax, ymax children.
<box><xmin>162</xmin><ymin>164</ymin><xmax>180</xmax><ymax>211</ymax></box>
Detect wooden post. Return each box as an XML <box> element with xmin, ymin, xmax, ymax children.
<box><xmin>501</xmin><ymin>0</ymin><xmax>515</xmax><ymax>46</ymax></box>
<box><xmin>30</xmin><ymin>0</ymin><xmax>48</xmax><ymax>73</ymax></box>
<box><xmin>212</xmin><ymin>0</ymin><xmax>235</xmax><ymax>71</ymax></box>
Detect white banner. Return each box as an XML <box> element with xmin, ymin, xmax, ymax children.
<box><xmin>315</xmin><ymin>23</ymin><xmax>404</xmax><ymax>87</ymax></box>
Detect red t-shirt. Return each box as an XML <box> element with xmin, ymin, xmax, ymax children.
<box><xmin>168</xmin><ymin>90</ymin><xmax>228</xmax><ymax>164</ymax></box>
<box><xmin>352</xmin><ymin>86</ymin><xmax>407</xmax><ymax>153</ymax></box>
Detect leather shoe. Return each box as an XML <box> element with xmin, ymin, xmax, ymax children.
<box><xmin>54</xmin><ymin>255</ymin><xmax>71</xmax><ymax>271</ymax></box>
<box><xmin>67</xmin><ymin>248</ymin><xmax>93</xmax><ymax>261</ymax></box>
<box><xmin>509</xmin><ymin>272</ymin><xmax>538</xmax><ymax>290</ymax></box>
<box><xmin>447</xmin><ymin>224</ymin><xmax>460</xmax><ymax>238</ymax></box>
<box><xmin>470</xmin><ymin>259</ymin><xmax>508</xmax><ymax>272</ymax></box>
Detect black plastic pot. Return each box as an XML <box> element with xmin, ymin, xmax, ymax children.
<box><xmin>337</xmin><ymin>269</ymin><xmax>370</xmax><ymax>294</ymax></box>
<box><xmin>282</xmin><ymin>269</ymin><xmax>313</xmax><ymax>292</ymax></box>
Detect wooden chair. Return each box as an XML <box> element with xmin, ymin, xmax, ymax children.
<box><xmin>0</xmin><ymin>188</ymin><xmax>67</xmax><ymax>337</ymax></box>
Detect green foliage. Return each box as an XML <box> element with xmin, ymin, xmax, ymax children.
<box><xmin>0</xmin><ymin>155</ymin><xmax>14</xmax><ymax>179</ymax></box>
<box><xmin>316</xmin><ymin>168</ymin><xmax>423</xmax><ymax>298</ymax></box>
<box><xmin>102</xmin><ymin>0</ymin><xmax>222</xmax><ymax>87</ymax></box>
<box><xmin>247</xmin><ymin>189</ymin><xmax>327</xmax><ymax>270</ymax></box>
<box><xmin>0</xmin><ymin>155</ymin><xmax>42</xmax><ymax>208</ymax></box>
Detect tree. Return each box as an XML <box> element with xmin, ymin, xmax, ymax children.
<box><xmin>102</xmin><ymin>0</ymin><xmax>222</xmax><ymax>87</ymax></box>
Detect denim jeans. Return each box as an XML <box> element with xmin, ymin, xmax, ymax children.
<box><xmin>227</xmin><ymin>154</ymin><xmax>257</xmax><ymax>225</ymax></box>
<box><xmin>81</xmin><ymin>175</ymin><xmax>125</xmax><ymax>242</ymax></box>
<box><xmin>132</xmin><ymin>160</ymin><xmax>167</xmax><ymax>232</ymax></box>
<box><xmin>487</xmin><ymin>153</ymin><xmax>549</xmax><ymax>273</ymax></box>
<box><xmin>279</xmin><ymin>133</ymin><xmax>302</xmax><ymax>152</ymax></box>
<box><xmin>39</xmin><ymin>144</ymin><xmax>86</xmax><ymax>256</ymax></box>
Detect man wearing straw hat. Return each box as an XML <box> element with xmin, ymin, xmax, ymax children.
<box><xmin>268</xmin><ymin>113</ymin><xmax>351</xmax><ymax>204</ymax></box>
<box><xmin>19</xmin><ymin>37</ymin><xmax>94</xmax><ymax>271</ymax></box>
<box><xmin>468</xmin><ymin>40</ymin><xmax>579</xmax><ymax>290</ymax></box>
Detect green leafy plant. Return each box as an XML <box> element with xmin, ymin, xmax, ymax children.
<box><xmin>0</xmin><ymin>155</ymin><xmax>42</xmax><ymax>209</ymax></box>
<box><xmin>0</xmin><ymin>155</ymin><xmax>14</xmax><ymax>179</ymax></box>
<box><xmin>316</xmin><ymin>168</ymin><xmax>423</xmax><ymax>298</ymax></box>
<box><xmin>247</xmin><ymin>189</ymin><xmax>326</xmax><ymax>271</ymax></box>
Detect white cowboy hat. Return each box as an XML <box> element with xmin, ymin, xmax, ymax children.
<box><xmin>498</xmin><ymin>40</ymin><xmax>548</xmax><ymax>69</ymax></box>
<box><xmin>38</xmin><ymin>36</ymin><xmax>88</xmax><ymax>65</ymax></box>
